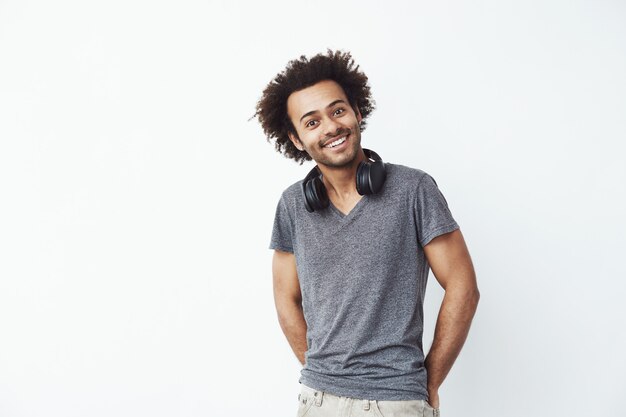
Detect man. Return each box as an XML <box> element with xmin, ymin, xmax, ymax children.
<box><xmin>254</xmin><ymin>49</ymin><xmax>479</xmax><ymax>417</ymax></box>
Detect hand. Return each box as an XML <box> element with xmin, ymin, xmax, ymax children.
<box><xmin>427</xmin><ymin>390</ymin><xmax>440</xmax><ymax>408</ymax></box>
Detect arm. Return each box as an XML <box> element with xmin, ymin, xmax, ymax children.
<box><xmin>272</xmin><ymin>249</ymin><xmax>308</xmax><ymax>365</ymax></box>
<box><xmin>423</xmin><ymin>228</ymin><xmax>480</xmax><ymax>408</ymax></box>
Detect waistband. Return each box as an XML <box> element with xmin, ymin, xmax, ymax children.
<box><xmin>298</xmin><ymin>383</ymin><xmax>375</xmax><ymax>411</ymax></box>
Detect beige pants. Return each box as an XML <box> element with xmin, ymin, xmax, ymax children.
<box><xmin>297</xmin><ymin>384</ymin><xmax>441</xmax><ymax>417</ymax></box>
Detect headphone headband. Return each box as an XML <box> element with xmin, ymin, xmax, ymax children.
<box><xmin>301</xmin><ymin>148</ymin><xmax>387</xmax><ymax>213</ymax></box>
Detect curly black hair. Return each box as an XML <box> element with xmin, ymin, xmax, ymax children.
<box><xmin>252</xmin><ymin>49</ymin><xmax>376</xmax><ymax>165</ymax></box>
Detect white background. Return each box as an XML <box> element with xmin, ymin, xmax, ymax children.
<box><xmin>1</xmin><ymin>0</ymin><xmax>625</xmax><ymax>416</ymax></box>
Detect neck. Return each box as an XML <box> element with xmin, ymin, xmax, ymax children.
<box><xmin>317</xmin><ymin>148</ymin><xmax>368</xmax><ymax>199</ymax></box>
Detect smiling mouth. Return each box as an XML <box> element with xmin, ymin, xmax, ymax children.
<box><xmin>323</xmin><ymin>135</ymin><xmax>348</xmax><ymax>148</ymax></box>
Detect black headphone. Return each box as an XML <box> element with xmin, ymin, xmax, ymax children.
<box><xmin>301</xmin><ymin>148</ymin><xmax>387</xmax><ymax>213</ymax></box>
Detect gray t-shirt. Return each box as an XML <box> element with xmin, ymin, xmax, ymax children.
<box><xmin>269</xmin><ymin>162</ymin><xmax>460</xmax><ymax>400</ymax></box>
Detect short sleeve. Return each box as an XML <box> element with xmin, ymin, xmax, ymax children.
<box><xmin>269</xmin><ymin>193</ymin><xmax>294</xmax><ymax>253</ymax></box>
<box><xmin>414</xmin><ymin>172</ymin><xmax>460</xmax><ymax>247</ymax></box>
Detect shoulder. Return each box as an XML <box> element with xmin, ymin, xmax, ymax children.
<box><xmin>384</xmin><ymin>162</ymin><xmax>431</xmax><ymax>189</ymax></box>
<box><xmin>274</xmin><ymin>179</ymin><xmax>305</xmax><ymax>213</ymax></box>
<box><xmin>280</xmin><ymin>180</ymin><xmax>303</xmax><ymax>201</ymax></box>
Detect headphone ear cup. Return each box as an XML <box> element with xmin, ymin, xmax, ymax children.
<box><xmin>304</xmin><ymin>175</ymin><xmax>329</xmax><ymax>212</ymax></box>
<box><xmin>368</xmin><ymin>160</ymin><xmax>386</xmax><ymax>194</ymax></box>
<box><xmin>303</xmin><ymin>179</ymin><xmax>315</xmax><ymax>213</ymax></box>
<box><xmin>357</xmin><ymin>148</ymin><xmax>387</xmax><ymax>195</ymax></box>
<box><xmin>356</xmin><ymin>161</ymin><xmax>372</xmax><ymax>195</ymax></box>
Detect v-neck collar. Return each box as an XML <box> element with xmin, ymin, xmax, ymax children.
<box><xmin>328</xmin><ymin>194</ymin><xmax>368</xmax><ymax>220</ymax></box>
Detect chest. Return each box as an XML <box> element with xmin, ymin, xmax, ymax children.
<box><xmin>328</xmin><ymin>193</ymin><xmax>364</xmax><ymax>217</ymax></box>
<box><xmin>294</xmin><ymin>193</ymin><xmax>416</xmax><ymax>270</ymax></box>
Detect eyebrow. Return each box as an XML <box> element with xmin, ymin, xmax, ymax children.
<box><xmin>299</xmin><ymin>99</ymin><xmax>347</xmax><ymax>123</ymax></box>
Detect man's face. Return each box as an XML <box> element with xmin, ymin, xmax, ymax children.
<box><xmin>287</xmin><ymin>79</ymin><xmax>363</xmax><ymax>169</ymax></box>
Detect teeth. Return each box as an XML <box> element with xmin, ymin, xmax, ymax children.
<box><xmin>325</xmin><ymin>136</ymin><xmax>347</xmax><ymax>148</ymax></box>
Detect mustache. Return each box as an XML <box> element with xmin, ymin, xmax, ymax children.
<box><xmin>321</xmin><ymin>128</ymin><xmax>351</xmax><ymax>145</ymax></box>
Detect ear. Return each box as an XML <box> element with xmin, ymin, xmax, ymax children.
<box><xmin>288</xmin><ymin>131</ymin><xmax>304</xmax><ymax>151</ymax></box>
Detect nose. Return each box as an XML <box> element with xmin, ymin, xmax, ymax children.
<box><xmin>321</xmin><ymin>116</ymin><xmax>344</xmax><ymax>139</ymax></box>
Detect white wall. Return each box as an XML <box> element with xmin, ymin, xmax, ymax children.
<box><xmin>1</xmin><ymin>0</ymin><xmax>624</xmax><ymax>416</ymax></box>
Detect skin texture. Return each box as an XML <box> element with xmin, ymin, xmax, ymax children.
<box><xmin>286</xmin><ymin>79</ymin><xmax>363</xmax><ymax>170</ymax></box>
<box><xmin>272</xmin><ymin>79</ymin><xmax>480</xmax><ymax>408</ymax></box>
<box><xmin>286</xmin><ymin>79</ymin><xmax>368</xmax><ymax>214</ymax></box>
<box><xmin>422</xmin><ymin>228</ymin><xmax>480</xmax><ymax>407</ymax></box>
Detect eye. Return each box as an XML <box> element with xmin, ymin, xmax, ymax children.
<box><xmin>305</xmin><ymin>119</ymin><xmax>318</xmax><ymax>128</ymax></box>
<box><xmin>334</xmin><ymin>108</ymin><xmax>345</xmax><ymax>116</ymax></box>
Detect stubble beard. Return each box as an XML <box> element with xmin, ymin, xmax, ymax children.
<box><xmin>313</xmin><ymin>126</ymin><xmax>362</xmax><ymax>169</ymax></box>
